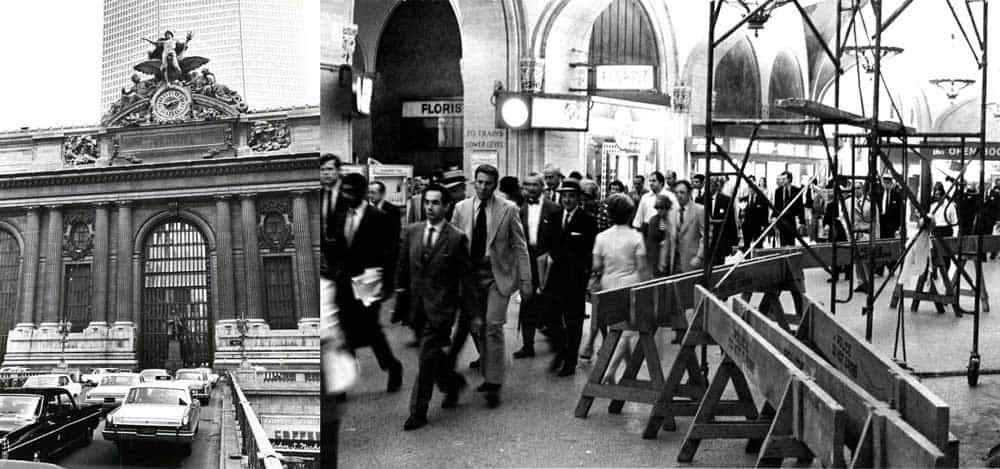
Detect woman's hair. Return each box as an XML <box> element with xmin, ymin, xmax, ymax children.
<box><xmin>606</xmin><ymin>193</ymin><xmax>635</xmax><ymax>225</ymax></box>
<box><xmin>608</xmin><ymin>180</ymin><xmax>626</xmax><ymax>194</ymax></box>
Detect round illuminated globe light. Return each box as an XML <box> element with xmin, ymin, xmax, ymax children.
<box><xmin>501</xmin><ymin>97</ymin><xmax>530</xmax><ymax>128</ymax></box>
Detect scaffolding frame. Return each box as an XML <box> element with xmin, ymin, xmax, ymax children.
<box><xmin>701</xmin><ymin>0</ymin><xmax>990</xmax><ymax>385</ymax></box>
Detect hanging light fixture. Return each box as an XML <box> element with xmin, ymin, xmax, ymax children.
<box><xmin>843</xmin><ymin>45</ymin><xmax>904</xmax><ymax>74</ymax></box>
<box><xmin>730</xmin><ymin>0</ymin><xmax>790</xmax><ymax>36</ymax></box>
<box><xmin>929</xmin><ymin>34</ymin><xmax>976</xmax><ymax>102</ymax></box>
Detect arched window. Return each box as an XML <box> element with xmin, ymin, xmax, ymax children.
<box><xmin>0</xmin><ymin>230</ymin><xmax>20</xmax><ymax>355</ymax></box>
<box><xmin>141</xmin><ymin>221</ymin><xmax>212</xmax><ymax>368</ymax></box>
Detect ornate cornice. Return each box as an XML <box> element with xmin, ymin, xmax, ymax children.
<box><xmin>0</xmin><ymin>156</ymin><xmax>315</xmax><ymax>190</ymax></box>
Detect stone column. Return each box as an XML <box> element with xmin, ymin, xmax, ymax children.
<box><xmin>114</xmin><ymin>201</ymin><xmax>133</xmax><ymax>327</ymax></box>
<box><xmin>91</xmin><ymin>202</ymin><xmax>110</xmax><ymax>328</ymax></box>
<box><xmin>292</xmin><ymin>191</ymin><xmax>319</xmax><ymax>329</ymax></box>
<box><xmin>239</xmin><ymin>194</ymin><xmax>264</xmax><ymax>320</ymax></box>
<box><xmin>215</xmin><ymin>195</ymin><xmax>236</xmax><ymax>320</ymax></box>
<box><xmin>41</xmin><ymin>206</ymin><xmax>63</xmax><ymax>328</ymax></box>
<box><xmin>17</xmin><ymin>207</ymin><xmax>41</xmax><ymax>328</ymax></box>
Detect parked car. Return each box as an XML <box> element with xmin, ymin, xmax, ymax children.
<box><xmin>102</xmin><ymin>382</ymin><xmax>200</xmax><ymax>454</ymax></box>
<box><xmin>22</xmin><ymin>375</ymin><xmax>81</xmax><ymax>401</ymax></box>
<box><xmin>138</xmin><ymin>369</ymin><xmax>172</xmax><ymax>382</ymax></box>
<box><xmin>0</xmin><ymin>388</ymin><xmax>103</xmax><ymax>462</ymax></box>
<box><xmin>172</xmin><ymin>369</ymin><xmax>210</xmax><ymax>404</ymax></box>
<box><xmin>196</xmin><ymin>367</ymin><xmax>219</xmax><ymax>388</ymax></box>
<box><xmin>83</xmin><ymin>373</ymin><xmax>144</xmax><ymax>409</ymax></box>
<box><xmin>80</xmin><ymin>368</ymin><xmax>118</xmax><ymax>386</ymax></box>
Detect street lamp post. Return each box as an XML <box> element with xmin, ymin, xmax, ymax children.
<box><xmin>57</xmin><ymin>321</ymin><xmax>72</xmax><ymax>369</ymax></box>
<box><xmin>235</xmin><ymin>317</ymin><xmax>251</xmax><ymax>369</ymax></box>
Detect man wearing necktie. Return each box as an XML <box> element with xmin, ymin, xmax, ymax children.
<box><xmin>772</xmin><ymin>171</ymin><xmax>806</xmax><ymax>247</ymax></box>
<box><xmin>659</xmin><ymin>180</ymin><xmax>703</xmax><ymax>343</ymax></box>
<box><xmin>396</xmin><ymin>184</ymin><xmax>480</xmax><ymax>430</ymax></box>
<box><xmin>325</xmin><ymin>172</ymin><xmax>403</xmax><ymax>395</ymax></box>
<box><xmin>740</xmin><ymin>175</ymin><xmax>770</xmax><ymax>252</ymax></box>
<box><xmin>451</xmin><ymin>165</ymin><xmax>532</xmax><ymax>408</ymax></box>
<box><xmin>544</xmin><ymin>180</ymin><xmax>597</xmax><ymax>377</ymax></box>
<box><xmin>543</xmin><ymin>164</ymin><xmax>564</xmax><ymax>204</ymax></box>
<box><xmin>514</xmin><ymin>173</ymin><xmax>562</xmax><ymax>359</ymax></box>
<box><xmin>704</xmin><ymin>177</ymin><xmax>739</xmax><ymax>266</ymax></box>
<box><xmin>320</xmin><ymin>153</ymin><xmax>342</xmax><ymax>244</ymax></box>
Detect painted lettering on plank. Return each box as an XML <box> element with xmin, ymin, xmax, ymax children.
<box><xmin>830</xmin><ymin>334</ymin><xmax>859</xmax><ymax>378</ymax></box>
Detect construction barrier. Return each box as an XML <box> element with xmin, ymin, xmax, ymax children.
<box><xmin>731</xmin><ymin>295</ymin><xmax>952</xmax><ymax>467</ymax></box>
<box><xmin>677</xmin><ymin>286</ymin><xmax>847</xmax><ymax>467</ymax></box>
<box><xmin>792</xmin><ymin>294</ymin><xmax>959</xmax><ymax>465</ymax></box>
<box><xmin>575</xmin><ymin>254</ymin><xmax>805</xmax><ymax>421</ymax></box>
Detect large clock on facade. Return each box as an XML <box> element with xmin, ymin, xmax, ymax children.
<box><xmin>151</xmin><ymin>85</ymin><xmax>192</xmax><ymax>122</ymax></box>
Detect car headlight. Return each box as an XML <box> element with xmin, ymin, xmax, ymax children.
<box><xmin>181</xmin><ymin>415</ymin><xmax>189</xmax><ymax>426</ymax></box>
<box><xmin>106</xmin><ymin>414</ymin><xmax>114</xmax><ymax>425</ymax></box>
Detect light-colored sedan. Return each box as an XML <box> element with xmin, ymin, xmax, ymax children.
<box><xmin>81</xmin><ymin>368</ymin><xmax>118</xmax><ymax>386</ymax></box>
<box><xmin>138</xmin><ymin>369</ymin><xmax>172</xmax><ymax>382</ymax></box>
<box><xmin>84</xmin><ymin>373</ymin><xmax>144</xmax><ymax>409</ymax></box>
<box><xmin>173</xmin><ymin>369</ymin><xmax>210</xmax><ymax>404</ymax></box>
<box><xmin>196</xmin><ymin>367</ymin><xmax>219</xmax><ymax>388</ymax></box>
<box><xmin>22</xmin><ymin>374</ymin><xmax>81</xmax><ymax>400</ymax></box>
<box><xmin>102</xmin><ymin>382</ymin><xmax>201</xmax><ymax>453</ymax></box>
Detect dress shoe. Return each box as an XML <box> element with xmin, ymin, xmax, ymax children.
<box><xmin>512</xmin><ymin>347</ymin><xmax>535</xmax><ymax>359</ymax></box>
<box><xmin>556</xmin><ymin>363</ymin><xmax>576</xmax><ymax>377</ymax></box>
<box><xmin>403</xmin><ymin>413</ymin><xmax>427</xmax><ymax>431</ymax></box>
<box><xmin>406</xmin><ymin>339</ymin><xmax>421</xmax><ymax>348</ymax></box>
<box><xmin>441</xmin><ymin>377</ymin><xmax>467</xmax><ymax>409</ymax></box>
<box><xmin>469</xmin><ymin>359</ymin><xmax>480</xmax><ymax>370</ymax></box>
<box><xmin>548</xmin><ymin>355</ymin><xmax>564</xmax><ymax>373</ymax></box>
<box><xmin>476</xmin><ymin>382</ymin><xmax>500</xmax><ymax>393</ymax></box>
<box><xmin>484</xmin><ymin>390</ymin><xmax>501</xmax><ymax>409</ymax></box>
<box><xmin>386</xmin><ymin>362</ymin><xmax>403</xmax><ymax>393</ymax></box>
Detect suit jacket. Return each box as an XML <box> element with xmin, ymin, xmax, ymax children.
<box><xmin>451</xmin><ymin>196</ymin><xmax>532</xmax><ymax>296</ymax></box>
<box><xmin>396</xmin><ymin>222</ymin><xmax>480</xmax><ymax>326</ymax></box>
<box><xmin>773</xmin><ymin>185</ymin><xmax>805</xmax><ymax>225</ymax></box>
<box><xmin>520</xmin><ymin>199</ymin><xmax>562</xmax><ymax>289</ymax></box>
<box><xmin>549</xmin><ymin>208</ymin><xmax>598</xmax><ymax>277</ymax></box>
<box><xmin>876</xmin><ymin>188</ymin><xmax>904</xmax><ymax>237</ymax></box>
<box><xmin>707</xmin><ymin>193</ymin><xmax>738</xmax><ymax>255</ymax></box>
<box><xmin>662</xmin><ymin>202</ymin><xmax>705</xmax><ymax>273</ymax></box>
<box><xmin>741</xmin><ymin>190</ymin><xmax>770</xmax><ymax>233</ymax></box>
<box><xmin>323</xmin><ymin>200</ymin><xmax>399</xmax><ymax>308</ymax></box>
<box><xmin>404</xmin><ymin>193</ymin><xmax>425</xmax><ymax>224</ymax></box>
<box><xmin>377</xmin><ymin>200</ymin><xmax>402</xmax><ymax>244</ymax></box>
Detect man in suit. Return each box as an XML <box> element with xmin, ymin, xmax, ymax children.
<box><xmin>877</xmin><ymin>176</ymin><xmax>904</xmax><ymax>239</ymax></box>
<box><xmin>627</xmin><ymin>174</ymin><xmax>648</xmax><ymax>208</ymax></box>
<box><xmin>740</xmin><ymin>175</ymin><xmax>770</xmax><ymax>251</ymax></box>
<box><xmin>544</xmin><ymin>180</ymin><xmax>598</xmax><ymax>377</ymax></box>
<box><xmin>451</xmin><ymin>164</ymin><xmax>532</xmax><ymax>407</ymax></box>
<box><xmin>404</xmin><ymin>177</ymin><xmax>428</xmax><ymax>225</ymax></box>
<box><xmin>513</xmin><ymin>173</ymin><xmax>562</xmax><ymax>359</ymax></box>
<box><xmin>702</xmin><ymin>177</ymin><xmax>738</xmax><ymax>266</ymax></box>
<box><xmin>772</xmin><ymin>171</ymin><xmax>805</xmax><ymax>247</ymax></box>
<box><xmin>321</xmin><ymin>153</ymin><xmax>342</xmax><ymax>242</ymax></box>
<box><xmin>325</xmin><ymin>172</ymin><xmax>403</xmax><ymax>394</ymax></box>
<box><xmin>691</xmin><ymin>174</ymin><xmax>705</xmax><ymax>203</ymax></box>
<box><xmin>660</xmin><ymin>180</ymin><xmax>704</xmax><ymax>343</ymax></box>
<box><xmin>543</xmin><ymin>164</ymin><xmax>565</xmax><ymax>204</ymax></box>
<box><xmin>397</xmin><ymin>184</ymin><xmax>480</xmax><ymax>430</ymax></box>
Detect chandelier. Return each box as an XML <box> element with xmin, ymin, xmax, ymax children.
<box><xmin>929</xmin><ymin>78</ymin><xmax>976</xmax><ymax>101</ymax></box>
<box><xmin>843</xmin><ymin>45</ymin><xmax>904</xmax><ymax>74</ymax></box>
<box><xmin>730</xmin><ymin>0</ymin><xmax>790</xmax><ymax>36</ymax></box>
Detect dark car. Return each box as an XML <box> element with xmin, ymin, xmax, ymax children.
<box><xmin>0</xmin><ymin>388</ymin><xmax>102</xmax><ymax>462</ymax></box>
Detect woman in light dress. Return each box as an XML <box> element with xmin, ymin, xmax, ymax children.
<box><xmin>586</xmin><ymin>194</ymin><xmax>651</xmax><ymax>383</ymax></box>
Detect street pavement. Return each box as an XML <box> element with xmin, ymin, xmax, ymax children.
<box><xmin>338</xmin><ymin>257</ymin><xmax>1000</xmax><ymax>467</ymax></box>
<box><xmin>55</xmin><ymin>384</ymin><xmax>223</xmax><ymax>469</ymax></box>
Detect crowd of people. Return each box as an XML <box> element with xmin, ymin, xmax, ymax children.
<box><xmin>320</xmin><ymin>151</ymin><xmax>1000</xmax><ymax>463</ymax></box>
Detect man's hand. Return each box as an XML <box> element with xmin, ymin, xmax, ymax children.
<box><xmin>691</xmin><ymin>256</ymin><xmax>702</xmax><ymax>269</ymax></box>
<box><xmin>520</xmin><ymin>283</ymin><xmax>534</xmax><ymax>302</ymax></box>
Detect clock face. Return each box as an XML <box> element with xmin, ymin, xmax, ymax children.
<box><xmin>152</xmin><ymin>87</ymin><xmax>191</xmax><ymax>121</ymax></box>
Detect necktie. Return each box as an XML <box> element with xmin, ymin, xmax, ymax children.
<box><xmin>471</xmin><ymin>202</ymin><xmax>487</xmax><ymax>261</ymax></box>
<box><xmin>785</xmin><ymin>187</ymin><xmax>790</xmax><ymax>205</ymax></box>
<box><xmin>425</xmin><ymin>226</ymin><xmax>435</xmax><ymax>250</ymax></box>
<box><xmin>563</xmin><ymin>210</ymin><xmax>571</xmax><ymax>229</ymax></box>
<box><xmin>678</xmin><ymin>206</ymin><xmax>685</xmax><ymax>238</ymax></box>
<box><xmin>321</xmin><ymin>190</ymin><xmax>329</xmax><ymax>236</ymax></box>
<box><xmin>344</xmin><ymin>208</ymin><xmax>356</xmax><ymax>245</ymax></box>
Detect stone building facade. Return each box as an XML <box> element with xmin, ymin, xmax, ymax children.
<box><xmin>0</xmin><ymin>62</ymin><xmax>320</xmax><ymax>371</ymax></box>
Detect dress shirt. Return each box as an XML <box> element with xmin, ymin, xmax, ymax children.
<box><xmin>526</xmin><ymin>199</ymin><xmax>542</xmax><ymax>247</ymax></box>
<box><xmin>472</xmin><ymin>196</ymin><xmax>493</xmax><ymax>260</ymax></box>
<box><xmin>932</xmin><ymin>200</ymin><xmax>958</xmax><ymax>228</ymax></box>
<box><xmin>563</xmin><ymin>207</ymin><xmax>578</xmax><ymax>229</ymax></box>
<box><xmin>424</xmin><ymin>219</ymin><xmax>446</xmax><ymax>248</ymax></box>
<box><xmin>632</xmin><ymin>188</ymin><xmax>678</xmax><ymax>229</ymax></box>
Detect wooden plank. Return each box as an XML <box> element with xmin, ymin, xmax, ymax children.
<box><xmin>798</xmin><ymin>295</ymin><xmax>952</xmax><ymax>451</ymax></box>
<box><xmin>775</xmin><ymin>98</ymin><xmax>915</xmax><ymax>135</ymax></box>
<box><xmin>879</xmin><ymin>408</ymin><xmax>948</xmax><ymax>468</ymax></box>
<box><xmin>755</xmin><ymin>235</ymin><xmax>1000</xmax><ymax>270</ymax></box>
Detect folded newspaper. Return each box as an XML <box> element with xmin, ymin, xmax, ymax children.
<box><xmin>351</xmin><ymin>268</ymin><xmax>384</xmax><ymax>307</ymax></box>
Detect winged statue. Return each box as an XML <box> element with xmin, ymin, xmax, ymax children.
<box><xmin>135</xmin><ymin>30</ymin><xmax>209</xmax><ymax>83</ymax></box>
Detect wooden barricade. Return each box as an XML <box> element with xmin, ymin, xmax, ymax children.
<box><xmin>677</xmin><ymin>286</ymin><xmax>848</xmax><ymax>467</ymax></box>
<box><xmin>889</xmin><ymin>237</ymin><xmax>989</xmax><ymax>316</ymax></box>
<box><xmin>794</xmin><ymin>294</ymin><xmax>960</xmax><ymax>465</ymax></box>
<box><xmin>730</xmin><ymin>296</ymin><xmax>952</xmax><ymax>467</ymax></box>
<box><xmin>575</xmin><ymin>254</ymin><xmax>805</xmax><ymax>422</ymax></box>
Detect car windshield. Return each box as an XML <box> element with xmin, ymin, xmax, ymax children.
<box><xmin>100</xmin><ymin>375</ymin><xmax>138</xmax><ymax>386</ymax></box>
<box><xmin>176</xmin><ymin>372</ymin><xmax>202</xmax><ymax>381</ymax></box>
<box><xmin>23</xmin><ymin>376</ymin><xmax>59</xmax><ymax>387</ymax></box>
<box><xmin>0</xmin><ymin>396</ymin><xmax>41</xmax><ymax>420</ymax></box>
<box><xmin>126</xmin><ymin>387</ymin><xmax>188</xmax><ymax>405</ymax></box>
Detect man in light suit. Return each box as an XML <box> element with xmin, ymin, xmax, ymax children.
<box><xmin>659</xmin><ymin>180</ymin><xmax>704</xmax><ymax>343</ymax></box>
<box><xmin>451</xmin><ymin>164</ymin><xmax>533</xmax><ymax>408</ymax></box>
<box><xmin>513</xmin><ymin>173</ymin><xmax>562</xmax><ymax>359</ymax></box>
<box><xmin>397</xmin><ymin>184</ymin><xmax>481</xmax><ymax>430</ymax></box>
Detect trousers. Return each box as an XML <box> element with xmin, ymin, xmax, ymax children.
<box><xmin>409</xmin><ymin>321</ymin><xmax>461</xmax><ymax>414</ymax></box>
<box><xmin>471</xmin><ymin>264</ymin><xmax>509</xmax><ymax>385</ymax></box>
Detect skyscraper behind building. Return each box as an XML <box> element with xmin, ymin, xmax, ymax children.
<box><xmin>101</xmin><ymin>0</ymin><xmax>318</xmax><ymax>114</ymax></box>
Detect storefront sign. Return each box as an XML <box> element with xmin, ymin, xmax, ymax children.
<box><xmin>469</xmin><ymin>150</ymin><xmax>499</xmax><ymax>171</ymax></box>
<box><xmin>465</xmin><ymin>128</ymin><xmax>506</xmax><ymax>151</ymax></box>
<box><xmin>530</xmin><ymin>95</ymin><xmax>590</xmax><ymax>131</ymax></box>
<box><xmin>401</xmin><ymin>100</ymin><xmax>463</xmax><ymax>118</ymax></box>
<box><xmin>595</xmin><ymin>65</ymin><xmax>655</xmax><ymax>90</ymax></box>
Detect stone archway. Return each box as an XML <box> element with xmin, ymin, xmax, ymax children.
<box><xmin>768</xmin><ymin>52</ymin><xmax>805</xmax><ymax>119</ymax></box>
<box><xmin>0</xmin><ymin>223</ymin><xmax>23</xmax><ymax>357</ymax></box>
